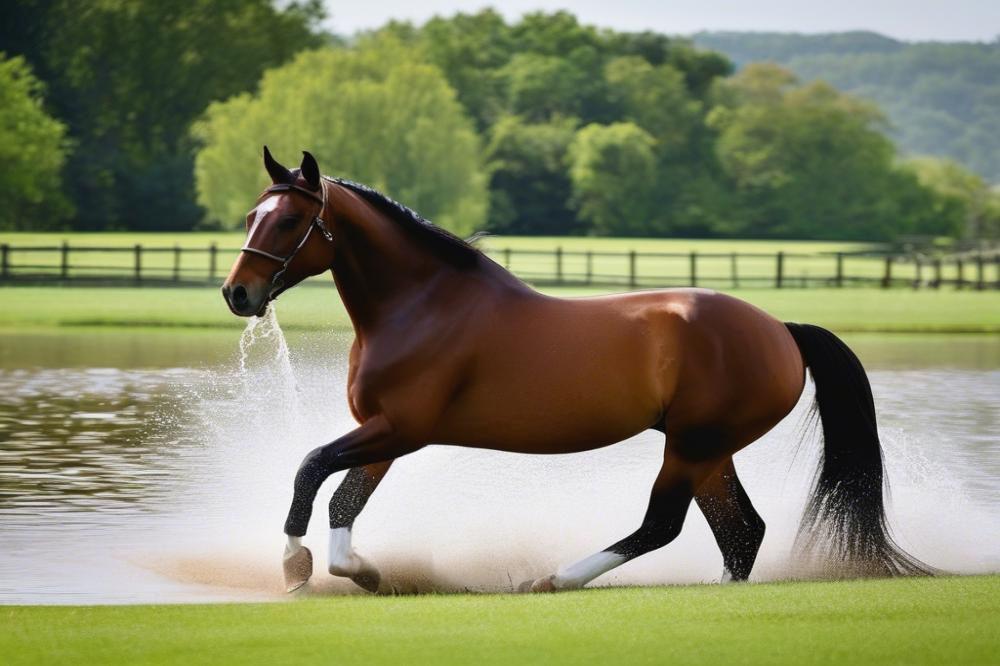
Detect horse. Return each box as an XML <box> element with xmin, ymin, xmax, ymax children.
<box><xmin>221</xmin><ymin>147</ymin><xmax>932</xmax><ymax>594</ymax></box>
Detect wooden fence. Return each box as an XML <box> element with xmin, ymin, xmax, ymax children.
<box><xmin>1</xmin><ymin>242</ymin><xmax>999</xmax><ymax>290</ymax></box>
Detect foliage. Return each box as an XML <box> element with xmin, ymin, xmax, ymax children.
<box><xmin>0</xmin><ymin>0</ymin><xmax>325</xmax><ymax>230</ymax></box>
<box><xmin>0</xmin><ymin>54</ymin><xmax>70</xmax><ymax>230</ymax></box>
<box><xmin>694</xmin><ymin>31</ymin><xmax>1000</xmax><ymax>184</ymax></box>
<box><xmin>904</xmin><ymin>157</ymin><xmax>1000</xmax><ymax>240</ymax></box>
<box><xmin>193</xmin><ymin>38</ymin><xmax>487</xmax><ymax>235</ymax></box>
<box><xmin>708</xmin><ymin>65</ymin><xmax>951</xmax><ymax>240</ymax></box>
<box><xmin>568</xmin><ymin>123</ymin><xmax>659</xmax><ymax>236</ymax></box>
<box><xmin>485</xmin><ymin>116</ymin><xmax>579</xmax><ymax>235</ymax></box>
<box><xmin>2</xmin><ymin>6</ymin><xmax>989</xmax><ymax>242</ymax></box>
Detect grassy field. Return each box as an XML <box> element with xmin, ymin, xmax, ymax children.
<box><xmin>2</xmin><ymin>575</ymin><xmax>996</xmax><ymax>665</ymax></box>
<box><xmin>2</xmin><ymin>284</ymin><xmax>999</xmax><ymax>333</ymax></box>
<box><xmin>1</xmin><ymin>232</ymin><xmax>953</xmax><ymax>286</ymax></box>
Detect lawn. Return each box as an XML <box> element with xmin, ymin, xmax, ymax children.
<box><xmin>2</xmin><ymin>575</ymin><xmax>996</xmax><ymax>665</ymax></box>
<box><xmin>2</xmin><ymin>284</ymin><xmax>999</xmax><ymax>333</ymax></box>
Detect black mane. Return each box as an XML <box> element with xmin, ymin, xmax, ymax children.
<box><xmin>326</xmin><ymin>176</ymin><xmax>481</xmax><ymax>270</ymax></box>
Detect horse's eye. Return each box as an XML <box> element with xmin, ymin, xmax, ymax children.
<box><xmin>277</xmin><ymin>216</ymin><xmax>300</xmax><ymax>231</ymax></box>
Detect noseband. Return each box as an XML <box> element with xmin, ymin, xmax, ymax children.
<box><xmin>240</xmin><ymin>180</ymin><xmax>333</xmax><ymax>300</ymax></box>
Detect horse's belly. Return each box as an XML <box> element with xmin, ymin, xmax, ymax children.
<box><xmin>431</xmin><ymin>360</ymin><xmax>662</xmax><ymax>454</ymax></box>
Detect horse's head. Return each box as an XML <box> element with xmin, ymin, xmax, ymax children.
<box><xmin>222</xmin><ymin>147</ymin><xmax>335</xmax><ymax>316</ymax></box>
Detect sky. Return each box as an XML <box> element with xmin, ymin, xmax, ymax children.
<box><xmin>322</xmin><ymin>0</ymin><xmax>1000</xmax><ymax>42</ymax></box>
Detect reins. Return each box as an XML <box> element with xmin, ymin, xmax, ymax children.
<box><xmin>240</xmin><ymin>180</ymin><xmax>333</xmax><ymax>300</ymax></box>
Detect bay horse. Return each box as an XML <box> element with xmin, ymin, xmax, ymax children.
<box><xmin>222</xmin><ymin>148</ymin><xmax>931</xmax><ymax>594</ymax></box>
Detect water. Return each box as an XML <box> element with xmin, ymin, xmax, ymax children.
<box><xmin>0</xmin><ymin>324</ymin><xmax>997</xmax><ymax>604</ymax></box>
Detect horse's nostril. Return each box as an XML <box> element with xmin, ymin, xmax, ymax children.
<box><xmin>232</xmin><ymin>284</ymin><xmax>249</xmax><ymax>306</ymax></box>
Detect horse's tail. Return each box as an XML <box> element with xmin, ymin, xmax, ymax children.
<box><xmin>785</xmin><ymin>322</ymin><xmax>933</xmax><ymax>576</ymax></box>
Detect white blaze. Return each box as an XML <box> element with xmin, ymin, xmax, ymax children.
<box><xmin>246</xmin><ymin>197</ymin><xmax>281</xmax><ymax>245</ymax></box>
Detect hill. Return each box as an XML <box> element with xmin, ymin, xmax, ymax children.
<box><xmin>693</xmin><ymin>31</ymin><xmax>1000</xmax><ymax>183</ymax></box>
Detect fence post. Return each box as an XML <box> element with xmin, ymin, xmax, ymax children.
<box><xmin>956</xmin><ymin>259</ymin><xmax>964</xmax><ymax>289</ymax></box>
<box><xmin>835</xmin><ymin>252</ymin><xmax>844</xmax><ymax>288</ymax></box>
<box><xmin>555</xmin><ymin>246</ymin><xmax>563</xmax><ymax>285</ymax></box>
<box><xmin>775</xmin><ymin>251</ymin><xmax>784</xmax><ymax>289</ymax></box>
<box><xmin>209</xmin><ymin>243</ymin><xmax>217</xmax><ymax>283</ymax></box>
<box><xmin>173</xmin><ymin>245</ymin><xmax>181</xmax><ymax>283</ymax></box>
<box><xmin>503</xmin><ymin>247</ymin><xmax>511</xmax><ymax>270</ymax></box>
<box><xmin>689</xmin><ymin>251</ymin><xmax>697</xmax><ymax>287</ymax></box>
<box><xmin>730</xmin><ymin>252</ymin><xmax>739</xmax><ymax>289</ymax></box>
<box><xmin>586</xmin><ymin>251</ymin><xmax>593</xmax><ymax>286</ymax></box>
<box><xmin>134</xmin><ymin>244</ymin><xmax>142</xmax><ymax>283</ymax></box>
<box><xmin>995</xmin><ymin>254</ymin><xmax>1000</xmax><ymax>290</ymax></box>
<box><xmin>933</xmin><ymin>258</ymin><xmax>942</xmax><ymax>289</ymax></box>
<box><xmin>60</xmin><ymin>241</ymin><xmax>69</xmax><ymax>280</ymax></box>
<box><xmin>913</xmin><ymin>256</ymin><xmax>922</xmax><ymax>289</ymax></box>
<box><xmin>975</xmin><ymin>253</ymin><xmax>985</xmax><ymax>290</ymax></box>
<box><xmin>628</xmin><ymin>250</ymin><xmax>636</xmax><ymax>288</ymax></box>
<box><xmin>881</xmin><ymin>255</ymin><xmax>892</xmax><ymax>288</ymax></box>
<box><xmin>1</xmin><ymin>244</ymin><xmax>8</xmax><ymax>280</ymax></box>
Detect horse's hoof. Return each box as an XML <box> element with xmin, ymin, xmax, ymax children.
<box><xmin>284</xmin><ymin>546</ymin><xmax>313</xmax><ymax>593</ymax></box>
<box><xmin>518</xmin><ymin>575</ymin><xmax>558</xmax><ymax>593</ymax></box>
<box><xmin>351</xmin><ymin>567</ymin><xmax>381</xmax><ymax>594</ymax></box>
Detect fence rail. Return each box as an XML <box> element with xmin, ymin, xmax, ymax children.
<box><xmin>1</xmin><ymin>242</ymin><xmax>998</xmax><ymax>290</ymax></box>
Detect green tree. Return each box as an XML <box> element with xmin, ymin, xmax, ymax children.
<box><xmin>194</xmin><ymin>38</ymin><xmax>487</xmax><ymax>235</ymax></box>
<box><xmin>485</xmin><ymin>115</ymin><xmax>579</xmax><ymax>235</ymax></box>
<box><xmin>1</xmin><ymin>0</ymin><xmax>325</xmax><ymax>230</ymax></box>
<box><xmin>0</xmin><ymin>54</ymin><xmax>70</xmax><ymax>230</ymax></box>
<box><xmin>708</xmin><ymin>64</ymin><xmax>943</xmax><ymax>240</ymax></box>
<box><xmin>905</xmin><ymin>157</ymin><xmax>1000</xmax><ymax>240</ymax></box>
<box><xmin>568</xmin><ymin>122</ymin><xmax>658</xmax><ymax>236</ymax></box>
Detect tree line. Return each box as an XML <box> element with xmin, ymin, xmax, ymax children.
<box><xmin>694</xmin><ymin>31</ymin><xmax>1000</xmax><ymax>184</ymax></box>
<box><xmin>2</xmin><ymin>4</ymin><xmax>997</xmax><ymax>242</ymax></box>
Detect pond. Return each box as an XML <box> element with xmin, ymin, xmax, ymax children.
<box><xmin>0</xmin><ymin>320</ymin><xmax>998</xmax><ymax>604</ymax></box>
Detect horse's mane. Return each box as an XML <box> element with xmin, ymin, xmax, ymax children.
<box><xmin>325</xmin><ymin>176</ymin><xmax>481</xmax><ymax>270</ymax></box>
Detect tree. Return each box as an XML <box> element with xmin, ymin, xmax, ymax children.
<box><xmin>1</xmin><ymin>0</ymin><xmax>325</xmax><ymax>230</ymax></box>
<box><xmin>568</xmin><ymin>123</ymin><xmax>658</xmax><ymax>236</ymax></box>
<box><xmin>194</xmin><ymin>38</ymin><xmax>487</xmax><ymax>235</ymax></box>
<box><xmin>708</xmin><ymin>64</ymin><xmax>943</xmax><ymax>240</ymax></box>
<box><xmin>485</xmin><ymin>116</ymin><xmax>579</xmax><ymax>235</ymax></box>
<box><xmin>905</xmin><ymin>157</ymin><xmax>1000</xmax><ymax>240</ymax></box>
<box><xmin>0</xmin><ymin>54</ymin><xmax>71</xmax><ymax>230</ymax></box>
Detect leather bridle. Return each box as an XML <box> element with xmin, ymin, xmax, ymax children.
<box><xmin>241</xmin><ymin>179</ymin><xmax>333</xmax><ymax>301</ymax></box>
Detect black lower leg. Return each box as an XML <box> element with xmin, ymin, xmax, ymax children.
<box><xmin>329</xmin><ymin>467</ymin><xmax>379</xmax><ymax>529</ymax></box>
<box><xmin>696</xmin><ymin>462</ymin><xmax>765</xmax><ymax>581</ymax></box>
<box><xmin>284</xmin><ymin>444</ymin><xmax>340</xmax><ymax>536</ymax></box>
<box><xmin>607</xmin><ymin>480</ymin><xmax>693</xmax><ymax>561</ymax></box>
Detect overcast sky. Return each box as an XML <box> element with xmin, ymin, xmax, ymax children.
<box><xmin>323</xmin><ymin>0</ymin><xmax>1000</xmax><ymax>42</ymax></box>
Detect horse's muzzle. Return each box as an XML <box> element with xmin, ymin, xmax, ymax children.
<box><xmin>222</xmin><ymin>282</ymin><xmax>268</xmax><ymax>317</ymax></box>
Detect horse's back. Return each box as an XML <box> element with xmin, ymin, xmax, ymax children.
<box><xmin>433</xmin><ymin>287</ymin><xmax>801</xmax><ymax>455</ymax></box>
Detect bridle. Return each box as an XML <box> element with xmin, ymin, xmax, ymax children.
<box><xmin>240</xmin><ymin>179</ymin><xmax>333</xmax><ymax>301</ymax></box>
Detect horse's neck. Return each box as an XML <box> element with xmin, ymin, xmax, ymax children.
<box><xmin>328</xmin><ymin>209</ymin><xmax>465</xmax><ymax>333</ymax></box>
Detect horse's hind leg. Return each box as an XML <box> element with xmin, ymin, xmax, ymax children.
<box><xmin>695</xmin><ymin>457</ymin><xmax>765</xmax><ymax>582</ymax></box>
<box><xmin>520</xmin><ymin>447</ymin><xmax>715</xmax><ymax>592</ymax></box>
<box><xmin>326</xmin><ymin>461</ymin><xmax>394</xmax><ymax>592</ymax></box>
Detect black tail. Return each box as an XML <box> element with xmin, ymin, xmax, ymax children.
<box><xmin>785</xmin><ymin>323</ymin><xmax>933</xmax><ymax>576</ymax></box>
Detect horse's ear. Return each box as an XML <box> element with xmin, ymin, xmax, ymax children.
<box><xmin>300</xmin><ymin>151</ymin><xmax>320</xmax><ymax>190</ymax></box>
<box><xmin>263</xmin><ymin>145</ymin><xmax>294</xmax><ymax>184</ymax></box>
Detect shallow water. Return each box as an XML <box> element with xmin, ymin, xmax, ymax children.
<box><xmin>0</xmin><ymin>324</ymin><xmax>998</xmax><ymax>604</ymax></box>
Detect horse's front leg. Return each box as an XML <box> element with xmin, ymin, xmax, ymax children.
<box><xmin>325</xmin><ymin>461</ymin><xmax>393</xmax><ymax>592</ymax></box>
<box><xmin>282</xmin><ymin>416</ymin><xmax>418</xmax><ymax>592</ymax></box>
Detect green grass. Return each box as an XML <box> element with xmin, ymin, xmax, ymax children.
<box><xmin>2</xmin><ymin>284</ymin><xmax>999</xmax><ymax>333</ymax></box>
<box><xmin>2</xmin><ymin>576</ymin><xmax>996</xmax><ymax>665</ymax></box>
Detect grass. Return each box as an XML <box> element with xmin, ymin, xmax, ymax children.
<box><xmin>2</xmin><ymin>575</ymin><xmax>996</xmax><ymax>665</ymax></box>
<box><xmin>2</xmin><ymin>284</ymin><xmax>1000</xmax><ymax>333</ymax></box>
